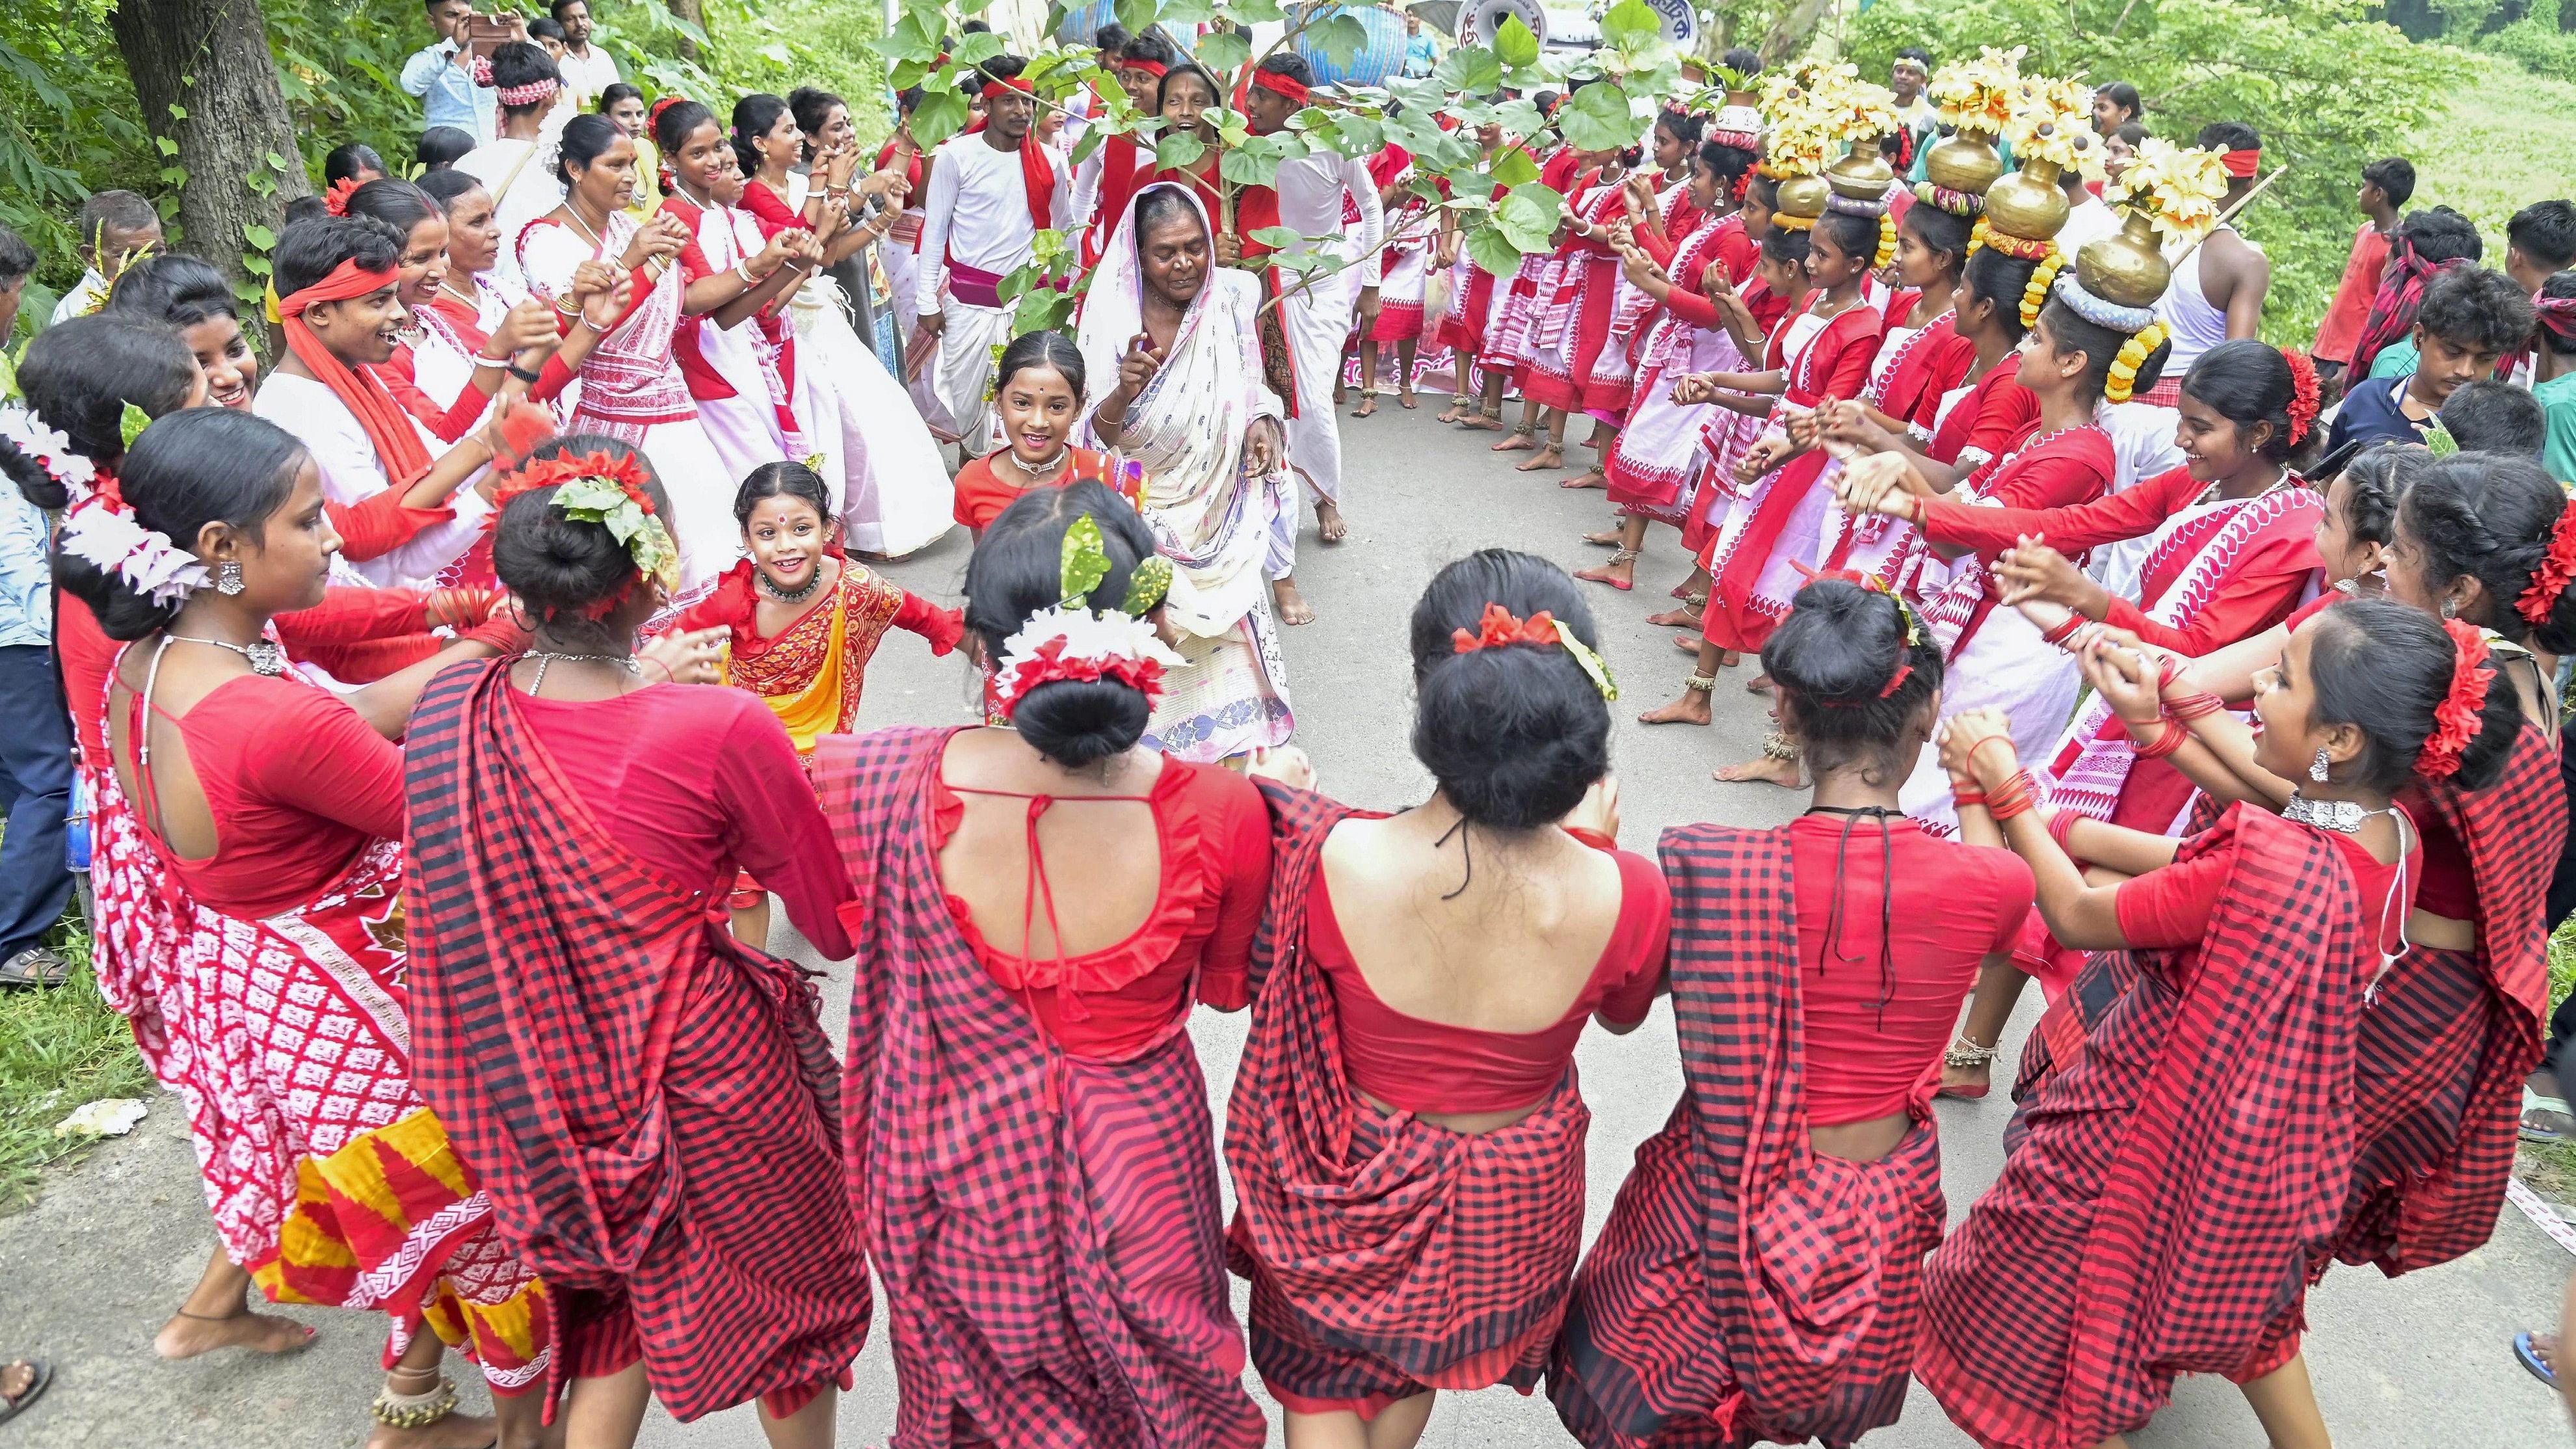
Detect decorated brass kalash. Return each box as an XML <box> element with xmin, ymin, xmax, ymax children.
<box><xmin>2059</xmin><ymin>139</ymin><xmax>2232</xmax><ymax>401</ymax></box>
<box><xmin>1757</xmin><ymin>62</ymin><xmax>1902</xmax><ymax>254</ymax></box>
<box><xmin>1755</xmin><ymin>62</ymin><xmax>1837</xmax><ymax>233</ymax></box>
<box><xmin>1916</xmin><ymin>46</ymin><xmax>2023</xmax><ymax>224</ymax></box>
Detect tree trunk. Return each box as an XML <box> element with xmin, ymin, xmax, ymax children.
<box><xmin>1760</xmin><ymin>0</ymin><xmax>1834</xmax><ymax>60</ymax></box>
<box><xmin>665</xmin><ymin>0</ymin><xmax>706</xmax><ymax>61</ymax></box>
<box><xmin>110</xmin><ymin>0</ymin><xmax>309</xmax><ymax>290</ymax></box>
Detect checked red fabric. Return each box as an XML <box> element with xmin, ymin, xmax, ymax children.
<box><xmin>2325</xmin><ymin>720</ymin><xmax>2562</xmax><ymax>1277</ymax></box>
<box><xmin>1917</xmin><ymin>805</ymin><xmax>2366</xmax><ymax>1448</ymax></box>
<box><xmin>1548</xmin><ymin>823</ymin><xmax>1945</xmax><ymax>1449</ymax></box>
<box><xmin>403</xmin><ymin>659</ymin><xmax>870</xmax><ymax>1422</ymax></box>
<box><xmin>1225</xmin><ymin>783</ymin><xmax>1590</xmax><ymax>1416</ymax></box>
<box><xmin>816</xmin><ymin>725</ymin><xmax>1265</xmax><ymax>1449</ymax></box>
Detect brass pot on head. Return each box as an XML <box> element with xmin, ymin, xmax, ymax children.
<box><xmin>1774</xmin><ymin>172</ymin><xmax>1831</xmax><ymax>221</ymax></box>
<box><xmin>1825</xmin><ymin>150</ymin><xmax>1896</xmax><ymax>201</ymax></box>
<box><xmin>1983</xmin><ymin>155</ymin><xmax>2067</xmax><ymax>243</ymax></box>
<box><xmin>1922</xmin><ymin>129</ymin><xmax>2004</xmax><ymax>195</ymax></box>
<box><xmin>2078</xmin><ymin>209</ymin><xmax>2172</xmax><ymax>311</ymax></box>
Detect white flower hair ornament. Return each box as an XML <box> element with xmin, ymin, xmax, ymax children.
<box><xmin>990</xmin><ymin>516</ymin><xmax>1184</xmax><ymax>719</ymax></box>
<box><xmin>0</xmin><ymin>404</ymin><xmax>98</xmax><ymax>498</ymax></box>
<box><xmin>57</xmin><ymin>496</ymin><xmax>211</xmax><ymax>607</ymax></box>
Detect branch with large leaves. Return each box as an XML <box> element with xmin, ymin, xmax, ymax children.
<box><xmin>871</xmin><ymin>0</ymin><xmax>1696</xmax><ymax>338</ymax></box>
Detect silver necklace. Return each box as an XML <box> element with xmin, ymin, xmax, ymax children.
<box><xmin>523</xmin><ymin>650</ymin><xmax>641</xmax><ymax>693</ymax></box>
<box><xmin>2281</xmin><ymin>792</ymin><xmax>2392</xmax><ymax>834</ymax></box>
<box><xmin>167</xmin><ymin>634</ymin><xmax>287</xmax><ymax>676</ymax></box>
<box><xmin>1001</xmin><ymin>446</ymin><xmax>1071</xmax><ymax>483</ymax></box>
<box><xmin>758</xmin><ymin>566</ymin><xmax>823</xmax><ymax>605</ymax></box>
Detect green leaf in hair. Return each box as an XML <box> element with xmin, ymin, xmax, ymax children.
<box><xmin>2423</xmin><ymin>419</ymin><xmax>2459</xmax><ymax>458</ymax></box>
<box><xmin>1059</xmin><ymin>514</ymin><xmax>1111</xmax><ymax>605</ymax></box>
<box><xmin>1122</xmin><ymin>555</ymin><xmax>1173</xmax><ymax>616</ymax></box>
<box><xmin>120</xmin><ymin>402</ymin><xmax>152</xmax><ymax>450</ymax></box>
<box><xmin>1557</xmin><ymin>628</ymin><xmax>1619</xmax><ymax>701</ymax></box>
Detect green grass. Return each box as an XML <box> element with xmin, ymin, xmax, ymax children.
<box><xmin>2403</xmin><ymin>57</ymin><xmax>2576</xmax><ymax>262</ymax></box>
<box><xmin>0</xmin><ymin>906</ymin><xmax>151</xmax><ymax>1214</ymax></box>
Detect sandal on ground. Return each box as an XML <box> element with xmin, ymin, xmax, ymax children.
<box><xmin>2516</xmin><ymin>1331</ymin><xmax>2556</xmax><ymax>1389</ymax></box>
<box><xmin>1937</xmin><ymin>1035</ymin><xmax>1998</xmax><ymax>1100</ymax></box>
<box><xmin>0</xmin><ymin>948</ymin><xmax>68</xmax><ymax>989</ymax></box>
<box><xmin>2523</xmin><ymin>1083</ymin><xmax>2573</xmax><ymax>1143</ymax></box>
<box><xmin>0</xmin><ymin>1361</ymin><xmax>50</xmax><ymax>1426</ymax></box>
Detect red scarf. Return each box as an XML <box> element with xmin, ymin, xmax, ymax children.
<box><xmin>279</xmin><ymin>261</ymin><xmax>432</xmax><ymax>487</ymax></box>
<box><xmin>966</xmin><ymin>79</ymin><xmax>1057</xmax><ymax>229</ymax></box>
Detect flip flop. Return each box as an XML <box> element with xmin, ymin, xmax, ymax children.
<box><xmin>2516</xmin><ymin>1331</ymin><xmax>2556</xmax><ymax>1389</ymax></box>
<box><xmin>0</xmin><ymin>1361</ymin><xmax>51</xmax><ymax>1426</ymax></box>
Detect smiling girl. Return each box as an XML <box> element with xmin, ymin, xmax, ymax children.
<box><xmin>952</xmin><ymin>330</ymin><xmax>1137</xmax><ymax>535</ymax></box>
<box><xmin>103</xmin><ymin>254</ymin><xmax>260</xmax><ymax>412</ymax></box>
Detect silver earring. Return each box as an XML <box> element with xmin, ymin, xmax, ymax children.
<box><xmin>2310</xmin><ymin>747</ymin><xmax>2331</xmax><ymax>783</ymax></box>
<box><xmin>2440</xmin><ymin>597</ymin><xmax>2458</xmax><ymax>619</ymax></box>
<box><xmin>215</xmin><ymin>561</ymin><xmax>244</xmax><ymax>596</ymax></box>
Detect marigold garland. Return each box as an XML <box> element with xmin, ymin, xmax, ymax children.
<box><xmin>1874</xmin><ymin>211</ymin><xmax>1897</xmax><ymax>269</ymax></box>
<box><xmin>2019</xmin><ymin>247</ymin><xmax>2063</xmax><ymax>330</ymax></box>
<box><xmin>2105</xmin><ymin>322</ymin><xmax>2169</xmax><ymax>405</ymax></box>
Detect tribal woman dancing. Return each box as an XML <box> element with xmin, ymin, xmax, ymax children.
<box><xmin>1917</xmin><ymin>596</ymin><xmax>2519</xmax><ymax>1449</ymax></box>
<box><xmin>403</xmin><ymin>439</ymin><xmax>870</xmax><ymax>1447</ymax></box>
<box><xmin>1551</xmin><ymin>577</ymin><xmax>2030</xmax><ymax>1448</ymax></box>
<box><xmin>1081</xmin><ymin>182</ymin><xmax>1297</xmax><ymax>758</ymax></box>
<box><xmin>57</xmin><ymin>408</ymin><xmax>548</xmax><ymax>1448</ymax></box>
<box><xmin>1229</xmin><ymin>550</ymin><xmax>1663</xmax><ymax>1449</ymax></box>
<box><xmin>816</xmin><ymin>482</ymin><xmax>1269</xmax><ymax>1447</ymax></box>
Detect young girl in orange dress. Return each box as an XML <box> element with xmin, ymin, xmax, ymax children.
<box><xmin>950</xmin><ymin>332</ymin><xmax>1143</xmax><ymax>535</ymax></box>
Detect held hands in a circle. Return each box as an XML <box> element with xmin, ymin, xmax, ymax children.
<box><xmin>1993</xmin><ymin>539</ymin><xmax>2095</xmax><ymax>613</ymax></box>
<box><xmin>2076</xmin><ymin>630</ymin><xmax>2167</xmax><ymax>727</ymax></box>
<box><xmin>1935</xmin><ymin>708</ymin><xmax>2017</xmax><ymax>786</ymax></box>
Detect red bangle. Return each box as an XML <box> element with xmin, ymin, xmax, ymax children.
<box><xmin>2040</xmin><ymin>614</ymin><xmax>2085</xmax><ymax>648</ymax></box>
<box><xmin>1985</xmin><ymin>769</ymin><xmax>2040</xmax><ymax>822</ymax></box>
<box><xmin>2132</xmin><ymin>717</ymin><xmax>2188</xmax><ymax>760</ymax></box>
<box><xmin>1952</xmin><ymin>782</ymin><xmax>1987</xmax><ymax>810</ymax></box>
<box><xmin>2046</xmin><ymin>805</ymin><xmax>2084</xmax><ymax>860</ymax></box>
<box><xmin>2167</xmin><ymin>687</ymin><xmax>2227</xmax><ymax>721</ymax></box>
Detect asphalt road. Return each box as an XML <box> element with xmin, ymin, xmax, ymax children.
<box><xmin>3</xmin><ymin>403</ymin><xmax>2566</xmax><ymax>1446</ymax></box>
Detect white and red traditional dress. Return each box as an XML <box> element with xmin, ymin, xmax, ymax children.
<box><xmin>1364</xmin><ymin>148</ymin><xmax>1429</xmax><ymax>349</ymax></box>
<box><xmin>660</xmin><ymin>185</ymin><xmax>805</xmax><ymax>485</ymax></box>
<box><xmin>1604</xmin><ymin>210</ymin><xmax>1766</xmax><ymax>532</ymax></box>
<box><xmin>1697</xmin><ymin>296</ymin><xmax>1883</xmax><ymax>655</ymax></box>
<box><xmin>1520</xmin><ymin>175</ymin><xmax>1640</xmax><ymax>422</ymax></box>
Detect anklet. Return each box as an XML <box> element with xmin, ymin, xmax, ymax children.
<box><xmin>371</xmin><ymin>1374</ymin><xmax>457</xmax><ymax>1429</ymax></box>
<box><xmin>1683</xmin><ymin>672</ymin><xmax>1716</xmax><ymax>692</ymax></box>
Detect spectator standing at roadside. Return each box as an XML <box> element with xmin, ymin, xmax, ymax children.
<box><xmin>552</xmin><ymin>0</ymin><xmax>622</xmax><ymax>108</ymax></box>
<box><xmin>401</xmin><ymin>0</ymin><xmax>503</xmax><ymax>144</ymax></box>
<box><xmin>2315</xmin><ymin>158</ymin><xmax>2413</xmax><ymax>390</ymax></box>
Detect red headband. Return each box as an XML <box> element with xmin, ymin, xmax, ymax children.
<box><xmin>1249</xmin><ymin>69</ymin><xmax>1310</xmax><ymax>107</ymax></box>
<box><xmin>648</xmin><ymin>95</ymin><xmax>688</xmax><ymax>126</ymax></box>
<box><xmin>2415</xmin><ymin>618</ymin><xmax>2493</xmax><ymax>781</ymax></box>
<box><xmin>983</xmin><ymin>75</ymin><xmax>1035</xmax><ymax>101</ymax></box>
<box><xmin>2536</xmin><ymin>293</ymin><xmax>2576</xmax><ymax>346</ymax></box>
<box><xmin>2220</xmin><ymin>148</ymin><xmax>2260</xmax><ymax>178</ymax></box>
<box><xmin>2518</xmin><ymin>502</ymin><xmax>2576</xmax><ymax>626</ymax></box>
<box><xmin>276</xmin><ymin>258</ymin><xmax>398</xmax><ymax>315</ymax></box>
<box><xmin>2282</xmin><ymin>349</ymin><xmax>2320</xmax><ymax>445</ymax></box>
<box><xmin>1126</xmin><ymin>59</ymin><xmax>1168</xmax><ymax>79</ymax></box>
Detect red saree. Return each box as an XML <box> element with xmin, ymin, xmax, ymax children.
<box><xmin>816</xmin><ymin>725</ymin><xmax>1266</xmax><ymax>1448</ymax></box>
<box><xmin>1917</xmin><ymin>806</ymin><xmax>2366</xmax><ymax>1448</ymax></box>
<box><xmin>403</xmin><ymin>659</ymin><xmax>870</xmax><ymax>1422</ymax></box>
<box><xmin>1227</xmin><ymin>783</ymin><xmax>1589</xmax><ymax>1418</ymax></box>
<box><xmin>1549</xmin><ymin>823</ymin><xmax>1945</xmax><ymax>1449</ymax></box>
<box><xmin>2326</xmin><ymin>720</ymin><xmax>2560</xmax><ymax>1276</ymax></box>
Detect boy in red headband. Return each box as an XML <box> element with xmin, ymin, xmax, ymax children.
<box><xmin>252</xmin><ymin>215</ymin><xmax>568</xmax><ymax>587</ymax></box>
<box><xmin>2147</xmin><ymin>121</ymin><xmax>2270</xmax><ymax>399</ymax></box>
<box><xmin>917</xmin><ymin>54</ymin><xmax>1071</xmax><ymax>453</ymax></box>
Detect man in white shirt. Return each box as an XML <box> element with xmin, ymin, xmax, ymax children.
<box><xmin>2056</xmin><ymin>160</ymin><xmax>2121</xmax><ymax>259</ymax></box>
<box><xmin>48</xmin><ymin>191</ymin><xmax>162</xmax><ymax>325</ymax></box>
<box><xmin>1237</xmin><ymin>55</ymin><xmax>1380</xmax><ymax>620</ymax></box>
<box><xmin>916</xmin><ymin>57</ymin><xmax>1072</xmax><ymax>453</ymax></box>
<box><xmin>550</xmin><ymin>0</ymin><xmax>621</xmax><ymax>109</ymax></box>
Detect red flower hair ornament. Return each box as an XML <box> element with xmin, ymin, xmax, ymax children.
<box><xmin>1450</xmin><ymin>603</ymin><xmax>1618</xmax><ymax>700</ymax></box>
<box><xmin>2517</xmin><ymin>499</ymin><xmax>2576</xmax><ymax>627</ymax></box>
<box><xmin>323</xmin><ymin>176</ymin><xmax>363</xmax><ymax>218</ymax></box>
<box><xmin>487</xmin><ymin>448</ymin><xmax>682</xmax><ymax>604</ymax></box>
<box><xmin>2413</xmin><ymin>618</ymin><xmax>2492</xmax><ymax>782</ymax></box>
<box><xmin>2281</xmin><ymin>349</ymin><xmax>2320</xmax><ymax>446</ymax></box>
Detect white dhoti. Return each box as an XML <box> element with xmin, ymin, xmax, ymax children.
<box><xmin>931</xmin><ymin>299</ymin><xmax>1015</xmax><ymax>457</ymax></box>
<box><xmin>1282</xmin><ymin>269</ymin><xmax>1359</xmax><ymax>507</ymax></box>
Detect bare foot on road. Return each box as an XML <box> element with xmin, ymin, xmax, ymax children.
<box><xmin>1273</xmin><ymin>578</ymin><xmax>1316</xmax><ymax>625</ymax></box>
<box><xmin>157</xmin><ymin>1307</ymin><xmax>316</xmax><ymax>1360</ymax></box>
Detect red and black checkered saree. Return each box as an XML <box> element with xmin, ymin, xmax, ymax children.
<box><xmin>1547</xmin><ymin>823</ymin><xmax>1946</xmax><ymax>1449</ymax></box>
<box><xmin>816</xmin><ymin>725</ymin><xmax>1265</xmax><ymax>1449</ymax></box>
<box><xmin>1917</xmin><ymin>805</ymin><xmax>2366</xmax><ymax>1449</ymax></box>
<box><xmin>1224</xmin><ymin>782</ymin><xmax>1591</xmax><ymax>1418</ymax></box>
<box><xmin>2325</xmin><ymin>721</ymin><xmax>2562</xmax><ymax>1277</ymax></box>
<box><xmin>403</xmin><ymin>659</ymin><xmax>871</xmax><ymax>1422</ymax></box>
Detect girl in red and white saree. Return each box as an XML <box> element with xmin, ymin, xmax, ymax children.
<box><xmin>403</xmin><ymin>442</ymin><xmax>870</xmax><ymax>1447</ymax></box>
<box><xmin>815</xmin><ymin>483</ymin><xmax>1269</xmax><ymax>1448</ymax></box>
<box><xmin>1917</xmin><ymin>597</ymin><xmax>2518</xmax><ymax>1449</ymax></box>
<box><xmin>1551</xmin><ymin>578</ymin><xmax>2030</xmax><ymax>1449</ymax></box>
<box><xmin>59</xmin><ymin>408</ymin><xmax>549</xmax><ymax>1449</ymax></box>
<box><xmin>1229</xmin><ymin>550</ymin><xmax>1664</xmax><ymax>1449</ymax></box>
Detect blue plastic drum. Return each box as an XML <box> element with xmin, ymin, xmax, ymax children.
<box><xmin>1056</xmin><ymin>0</ymin><xmax>1123</xmax><ymax>46</ymax></box>
<box><xmin>1293</xmin><ymin>4</ymin><xmax>1406</xmax><ymax>86</ymax></box>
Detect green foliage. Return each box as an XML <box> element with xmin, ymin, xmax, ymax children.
<box><xmin>2410</xmin><ymin>55</ymin><xmax>2576</xmax><ymax>265</ymax></box>
<box><xmin>0</xmin><ymin>913</ymin><xmax>149</xmax><ymax>1216</ymax></box>
<box><xmin>2471</xmin><ymin>10</ymin><xmax>2576</xmax><ymax>81</ymax></box>
<box><xmin>0</xmin><ymin>0</ymin><xmax>886</xmax><ymax>303</ymax></box>
<box><xmin>1843</xmin><ymin>0</ymin><xmax>2456</xmax><ymax>348</ymax></box>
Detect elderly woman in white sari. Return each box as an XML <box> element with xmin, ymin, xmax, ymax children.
<box><xmin>1079</xmin><ymin>182</ymin><xmax>1297</xmax><ymax>763</ymax></box>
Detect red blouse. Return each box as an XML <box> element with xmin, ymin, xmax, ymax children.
<box><xmin>1772</xmin><ymin>300</ymin><xmax>1884</xmax><ymax>408</ymax></box>
<box><xmin>2118</xmin><ymin>823</ymin><xmax>2418</xmax><ymax>963</ymax></box>
<box><xmin>931</xmin><ymin>754</ymin><xmax>1271</xmax><ymax>1061</ymax></box>
<box><xmin>1655</xmin><ymin>214</ymin><xmax>1761</xmax><ymax>333</ymax></box>
<box><xmin>949</xmin><ymin>447</ymin><xmax>1137</xmax><ymax>532</ymax></box>
<box><xmin>124</xmin><ymin>674</ymin><xmax>404</xmax><ymax>918</ymax></box>
<box><xmin>1307</xmin><ymin>835</ymin><xmax>1669</xmax><ymax>1115</ymax></box>
<box><xmin>1790</xmin><ymin>814</ymin><xmax>2032</xmax><ymax>1126</ymax></box>
<box><xmin>1925</xmin><ymin>364</ymin><xmax>2039</xmax><ymax>466</ymax></box>
<box><xmin>513</xmin><ymin>683</ymin><xmax>855</xmax><ymax>957</ymax></box>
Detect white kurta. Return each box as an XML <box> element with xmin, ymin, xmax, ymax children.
<box><xmin>1270</xmin><ymin>152</ymin><xmax>1383</xmax><ymax>508</ymax></box>
<box><xmin>916</xmin><ymin>134</ymin><xmax>1071</xmax><ymax>450</ymax></box>
<box><xmin>252</xmin><ymin>373</ymin><xmax>491</xmax><ymax>588</ymax></box>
